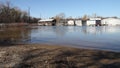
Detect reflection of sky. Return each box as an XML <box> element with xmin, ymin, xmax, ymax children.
<box><xmin>30</xmin><ymin>26</ymin><xmax>120</xmax><ymax>52</ymax></box>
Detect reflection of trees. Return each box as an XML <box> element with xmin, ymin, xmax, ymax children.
<box><xmin>81</xmin><ymin>26</ymin><xmax>88</xmax><ymax>34</ymax></box>
<box><xmin>0</xmin><ymin>26</ymin><xmax>31</xmax><ymax>44</ymax></box>
<box><xmin>81</xmin><ymin>26</ymin><xmax>103</xmax><ymax>35</ymax></box>
<box><xmin>52</xmin><ymin>26</ymin><xmax>67</xmax><ymax>36</ymax></box>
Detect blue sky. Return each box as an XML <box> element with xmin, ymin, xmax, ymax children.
<box><xmin>0</xmin><ymin>0</ymin><xmax>120</xmax><ymax>18</ymax></box>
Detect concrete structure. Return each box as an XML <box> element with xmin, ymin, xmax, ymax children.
<box><xmin>86</xmin><ymin>18</ymin><xmax>101</xmax><ymax>26</ymax></box>
<box><xmin>86</xmin><ymin>20</ymin><xmax>96</xmax><ymax>26</ymax></box>
<box><xmin>75</xmin><ymin>20</ymin><xmax>82</xmax><ymax>26</ymax></box>
<box><xmin>38</xmin><ymin>19</ymin><xmax>56</xmax><ymax>26</ymax></box>
<box><xmin>101</xmin><ymin>18</ymin><xmax>120</xmax><ymax>26</ymax></box>
<box><xmin>67</xmin><ymin>20</ymin><xmax>75</xmax><ymax>26</ymax></box>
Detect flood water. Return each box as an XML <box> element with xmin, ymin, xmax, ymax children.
<box><xmin>0</xmin><ymin>26</ymin><xmax>120</xmax><ymax>52</ymax></box>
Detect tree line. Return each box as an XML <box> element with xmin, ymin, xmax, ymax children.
<box><xmin>0</xmin><ymin>1</ymin><xmax>39</xmax><ymax>24</ymax></box>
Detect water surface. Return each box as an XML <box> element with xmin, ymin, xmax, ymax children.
<box><xmin>0</xmin><ymin>26</ymin><xmax>120</xmax><ymax>52</ymax></box>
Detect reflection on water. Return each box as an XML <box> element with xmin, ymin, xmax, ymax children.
<box><xmin>0</xmin><ymin>26</ymin><xmax>31</xmax><ymax>44</ymax></box>
<box><xmin>0</xmin><ymin>26</ymin><xmax>120</xmax><ymax>52</ymax></box>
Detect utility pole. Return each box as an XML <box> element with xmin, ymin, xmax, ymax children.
<box><xmin>28</xmin><ymin>7</ymin><xmax>30</xmax><ymax>23</ymax></box>
<box><xmin>40</xmin><ymin>13</ymin><xmax>42</xmax><ymax>19</ymax></box>
<box><xmin>6</xmin><ymin>0</ymin><xmax>10</xmax><ymax>23</ymax></box>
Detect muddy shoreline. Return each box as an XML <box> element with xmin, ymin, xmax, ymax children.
<box><xmin>0</xmin><ymin>44</ymin><xmax>120</xmax><ymax>68</ymax></box>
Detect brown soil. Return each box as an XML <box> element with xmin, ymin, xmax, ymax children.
<box><xmin>0</xmin><ymin>44</ymin><xmax>120</xmax><ymax>68</ymax></box>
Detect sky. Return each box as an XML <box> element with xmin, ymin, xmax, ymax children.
<box><xmin>0</xmin><ymin>0</ymin><xmax>120</xmax><ymax>18</ymax></box>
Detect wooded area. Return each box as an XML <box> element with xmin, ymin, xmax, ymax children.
<box><xmin>0</xmin><ymin>1</ymin><xmax>39</xmax><ymax>23</ymax></box>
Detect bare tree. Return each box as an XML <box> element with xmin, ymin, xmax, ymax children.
<box><xmin>54</xmin><ymin>13</ymin><xmax>65</xmax><ymax>23</ymax></box>
<box><xmin>82</xmin><ymin>14</ymin><xmax>88</xmax><ymax>21</ymax></box>
<box><xmin>0</xmin><ymin>1</ymin><xmax>30</xmax><ymax>23</ymax></box>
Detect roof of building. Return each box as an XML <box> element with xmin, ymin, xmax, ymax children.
<box><xmin>38</xmin><ymin>19</ymin><xmax>54</xmax><ymax>22</ymax></box>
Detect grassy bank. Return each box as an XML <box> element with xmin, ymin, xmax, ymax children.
<box><xmin>0</xmin><ymin>44</ymin><xmax>120</xmax><ymax>68</ymax></box>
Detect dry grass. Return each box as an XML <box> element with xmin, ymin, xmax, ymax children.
<box><xmin>0</xmin><ymin>44</ymin><xmax>120</xmax><ymax>68</ymax></box>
